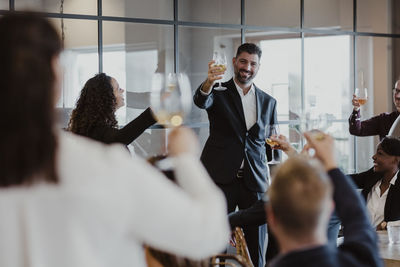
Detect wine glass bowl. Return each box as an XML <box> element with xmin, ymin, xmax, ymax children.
<box><xmin>212</xmin><ymin>51</ymin><xmax>227</xmax><ymax>91</ymax></box>
<box><xmin>266</xmin><ymin>124</ymin><xmax>280</xmax><ymax>164</ymax></box>
<box><xmin>354</xmin><ymin>87</ymin><xmax>368</xmax><ymax>106</ymax></box>
<box><xmin>150</xmin><ymin>73</ymin><xmax>192</xmax><ymax>127</ymax></box>
<box><xmin>289</xmin><ymin>111</ymin><xmax>330</xmax><ymax>146</ymax></box>
<box><xmin>265</xmin><ymin>137</ymin><xmax>279</xmax><ymax>148</ymax></box>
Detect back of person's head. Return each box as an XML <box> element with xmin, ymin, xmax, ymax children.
<box><xmin>268</xmin><ymin>156</ymin><xmax>333</xmax><ymax>241</ymax></box>
<box><xmin>0</xmin><ymin>12</ymin><xmax>62</xmax><ymax>186</ymax></box>
<box><xmin>68</xmin><ymin>73</ymin><xmax>117</xmax><ymax>136</ymax></box>
<box><xmin>236</xmin><ymin>43</ymin><xmax>262</xmax><ymax>59</ymax></box>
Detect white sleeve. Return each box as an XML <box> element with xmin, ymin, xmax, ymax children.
<box><xmin>118</xmin><ymin>153</ymin><xmax>229</xmax><ymax>259</ymax></box>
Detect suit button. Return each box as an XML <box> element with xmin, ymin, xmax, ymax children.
<box><xmin>244</xmin><ymin>148</ymin><xmax>248</xmax><ymax>152</ymax></box>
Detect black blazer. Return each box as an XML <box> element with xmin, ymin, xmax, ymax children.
<box><xmin>228</xmin><ymin>199</ymin><xmax>266</xmax><ymax>229</ymax></box>
<box><xmin>193</xmin><ymin>78</ymin><xmax>278</xmax><ymax>193</ymax></box>
<box><xmin>88</xmin><ymin>107</ymin><xmax>157</xmax><ymax>146</ymax></box>
<box><xmin>350</xmin><ymin>167</ymin><xmax>400</xmax><ymax>223</ymax></box>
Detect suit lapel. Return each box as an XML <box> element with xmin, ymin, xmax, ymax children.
<box><xmin>385</xmin><ymin>172</ymin><xmax>400</xmax><ymax>220</ymax></box>
<box><xmin>254</xmin><ymin>86</ymin><xmax>263</xmax><ymax>125</ymax></box>
<box><xmin>226</xmin><ymin>79</ymin><xmax>246</xmax><ymax>125</ymax></box>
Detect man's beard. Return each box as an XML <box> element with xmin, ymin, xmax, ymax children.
<box><xmin>235</xmin><ymin>69</ymin><xmax>254</xmax><ymax>84</ymax></box>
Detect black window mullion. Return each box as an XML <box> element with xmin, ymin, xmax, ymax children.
<box><xmin>353</xmin><ymin>0</ymin><xmax>358</xmax><ymax>172</ymax></box>
<box><xmin>98</xmin><ymin>0</ymin><xmax>103</xmax><ymax>73</ymax></box>
<box><xmin>174</xmin><ymin>0</ymin><xmax>178</xmax><ymax>73</ymax></box>
<box><xmin>241</xmin><ymin>0</ymin><xmax>245</xmax><ymax>43</ymax></box>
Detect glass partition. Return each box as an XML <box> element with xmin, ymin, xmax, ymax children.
<box><xmin>178</xmin><ymin>0</ymin><xmax>240</xmax><ymax>24</ymax></box>
<box><xmin>103</xmin><ymin>0</ymin><xmax>173</xmax><ymax>20</ymax></box>
<box><xmin>304</xmin><ymin>0</ymin><xmax>353</xmax><ymax>31</ymax></box>
<box><xmin>16</xmin><ymin>0</ymin><xmax>97</xmax><ymax>15</ymax></box>
<box><xmin>245</xmin><ymin>0</ymin><xmax>300</xmax><ymax>28</ymax></box>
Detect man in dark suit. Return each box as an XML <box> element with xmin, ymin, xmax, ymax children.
<box><xmin>193</xmin><ymin>43</ymin><xmax>278</xmax><ymax>267</ymax></box>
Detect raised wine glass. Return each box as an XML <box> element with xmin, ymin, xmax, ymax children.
<box><xmin>150</xmin><ymin>72</ymin><xmax>192</xmax><ymax>128</ymax></box>
<box><xmin>354</xmin><ymin>87</ymin><xmax>368</xmax><ymax>107</ymax></box>
<box><xmin>212</xmin><ymin>51</ymin><xmax>227</xmax><ymax>91</ymax></box>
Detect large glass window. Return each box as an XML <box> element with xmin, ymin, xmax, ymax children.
<box><xmin>304</xmin><ymin>34</ymin><xmax>353</xmax><ymax>172</ymax></box>
<box><xmin>354</xmin><ymin>36</ymin><xmax>393</xmax><ymax>171</ymax></box>
<box><xmin>103</xmin><ymin>21</ymin><xmax>174</xmax><ymax>156</ymax></box>
<box><xmin>3</xmin><ymin>0</ymin><xmax>399</xmax><ymax>169</ymax></box>
<box><xmin>50</xmin><ymin>18</ymin><xmax>98</xmax><ymax>109</ymax></box>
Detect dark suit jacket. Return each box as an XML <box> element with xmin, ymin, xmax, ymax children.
<box><xmin>193</xmin><ymin>78</ymin><xmax>278</xmax><ymax>193</ymax></box>
<box><xmin>348</xmin><ymin>109</ymin><xmax>399</xmax><ymax>140</ymax></box>
<box><xmin>350</xmin><ymin>167</ymin><xmax>400</xmax><ymax>223</ymax></box>
<box><xmin>271</xmin><ymin>169</ymin><xmax>381</xmax><ymax>267</ymax></box>
<box><xmin>88</xmin><ymin>107</ymin><xmax>156</xmax><ymax>146</ymax></box>
<box><xmin>228</xmin><ymin>199</ymin><xmax>267</xmax><ymax>230</ymax></box>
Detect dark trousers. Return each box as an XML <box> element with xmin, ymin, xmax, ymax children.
<box><xmin>218</xmin><ymin>176</ymin><xmax>268</xmax><ymax>267</ymax></box>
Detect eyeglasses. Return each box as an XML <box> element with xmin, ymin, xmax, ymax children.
<box><xmin>393</xmin><ymin>88</ymin><xmax>400</xmax><ymax>94</ymax></box>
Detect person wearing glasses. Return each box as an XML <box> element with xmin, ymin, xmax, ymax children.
<box><xmin>349</xmin><ymin>80</ymin><xmax>400</xmax><ymax>140</ymax></box>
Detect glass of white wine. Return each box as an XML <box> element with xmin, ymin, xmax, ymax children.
<box><xmin>265</xmin><ymin>124</ymin><xmax>280</xmax><ymax>164</ymax></box>
<box><xmin>212</xmin><ymin>51</ymin><xmax>227</xmax><ymax>91</ymax></box>
<box><xmin>150</xmin><ymin>72</ymin><xmax>192</xmax><ymax>127</ymax></box>
<box><xmin>354</xmin><ymin>87</ymin><xmax>368</xmax><ymax>106</ymax></box>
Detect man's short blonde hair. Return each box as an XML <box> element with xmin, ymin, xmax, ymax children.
<box><xmin>268</xmin><ymin>156</ymin><xmax>333</xmax><ymax>239</ymax></box>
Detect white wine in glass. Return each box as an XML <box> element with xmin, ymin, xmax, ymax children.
<box><xmin>266</xmin><ymin>124</ymin><xmax>280</xmax><ymax>164</ymax></box>
<box><xmin>355</xmin><ymin>87</ymin><xmax>368</xmax><ymax>106</ymax></box>
<box><xmin>212</xmin><ymin>51</ymin><xmax>227</xmax><ymax>91</ymax></box>
<box><xmin>150</xmin><ymin>73</ymin><xmax>192</xmax><ymax>127</ymax></box>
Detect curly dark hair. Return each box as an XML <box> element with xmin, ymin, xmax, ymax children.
<box><xmin>68</xmin><ymin>73</ymin><xmax>118</xmax><ymax>136</ymax></box>
<box><xmin>0</xmin><ymin>12</ymin><xmax>62</xmax><ymax>186</ymax></box>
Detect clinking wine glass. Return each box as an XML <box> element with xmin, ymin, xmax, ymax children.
<box><xmin>290</xmin><ymin>112</ymin><xmax>327</xmax><ymax>148</ymax></box>
<box><xmin>265</xmin><ymin>124</ymin><xmax>280</xmax><ymax>164</ymax></box>
<box><xmin>212</xmin><ymin>51</ymin><xmax>227</xmax><ymax>91</ymax></box>
<box><xmin>150</xmin><ymin>73</ymin><xmax>192</xmax><ymax>127</ymax></box>
<box><xmin>354</xmin><ymin>87</ymin><xmax>368</xmax><ymax>106</ymax></box>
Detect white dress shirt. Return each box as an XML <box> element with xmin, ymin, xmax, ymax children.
<box><xmin>366</xmin><ymin>171</ymin><xmax>398</xmax><ymax>227</ymax></box>
<box><xmin>0</xmin><ymin>131</ymin><xmax>229</xmax><ymax>267</ymax></box>
<box><xmin>233</xmin><ymin>80</ymin><xmax>257</xmax><ymax>168</ymax></box>
<box><xmin>200</xmin><ymin>79</ymin><xmax>257</xmax><ymax>129</ymax></box>
<box><xmin>200</xmin><ymin>79</ymin><xmax>257</xmax><ymax>169</ymax></box>
<box><xmin>233</xmin><ymin>80</ymin><xmax>257</xmax><ymax>131</ymax></box>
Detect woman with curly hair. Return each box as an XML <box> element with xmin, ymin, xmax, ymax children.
<box><xmin>68</xmin><ymin>73</ymin><xmax>157</xmax><ymax>146</ymax></box>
